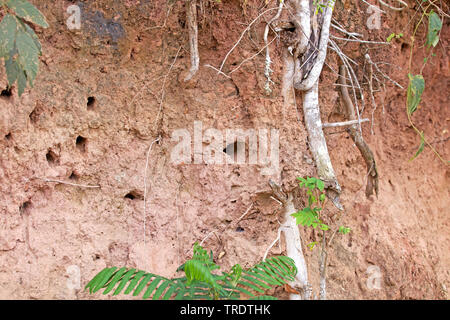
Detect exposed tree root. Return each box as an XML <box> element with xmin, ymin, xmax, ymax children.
<box><xmin>263</xmin><ymin>0</ymin><xmax>285</xmax><ymax>94</ymax></box>
<box><xmin>292</xmin><ymin>2</ymin><xmax>334</xmax><ymax>91</ymax></box>
<box><xmin>318</xmin><ymin>230</ymin><xmax>327</xmax><ymax>300</ymax></box>
<box><xmin>303</xmin><ymin>81</ymin><xmax>343</xmax><ymax>209</ymax></box>
<box><xmin>288</xmin><ymin>1</ymin><xmax>342</xmax><ymax>209</ymax></box>
<box><xmin>268</xmin><ymin>180</ymin><xmax>311</xmax><ymax>300</ymax></box>
<box><xmin>184</xmin><ymin>0</ymin><xmax>199</xmax><ymax>81</ymax></box>
<box><xmin>339</xmin><ymin>65</ymin><xmax>379</xmax><ymax>198</ymax></box>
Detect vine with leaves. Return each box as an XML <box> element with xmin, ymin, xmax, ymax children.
<box><xmin>404</xmin><ymin>2</ymin><xmax>446</xmax><ymax>164</ymax></box>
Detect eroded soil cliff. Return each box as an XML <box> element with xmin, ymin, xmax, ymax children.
<box><xmin>0</xmin><ymin>0</ymin><xmax>448</xmax><ymax>299</ymax></box>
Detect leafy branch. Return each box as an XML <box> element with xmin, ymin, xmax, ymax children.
<box><xmin>0</xmin><ymin>0</ymin><xmax>48</xmax><ymax>96</ymax></box>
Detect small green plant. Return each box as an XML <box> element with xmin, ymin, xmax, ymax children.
<box><xmin>292</xmin><ymin>177</ymin><xmax>350</xmax><ymax>299</ymax></box>
<box><xmin>338</xmin><ymin>226</ymin><xmax>350</xmax><ymax>234</ymax></box>
<box><xmin>85</xmin><ymin>243</ymin><xmax>298</xmax><ymax>300</ymax></box>
<box><xmin>307</xmin><ymin>241</ymin><xmax>318</xmax><ymax>250</ymax></box>
<box><xmin>292</xmin><ymin>176</ymin><xmax>351</xmax><ymax>240</ymax></box>
<box><xmin>386</xmin><ymin>32</ymin><xmax>403</xmax><ymax>42</ymax></box>
<box><xmin>313</xmin><ymin>0</ymin><xmax>336</xmax><ymax>15</ymax></box>
<box><xmin>0</xmin><ymin>0</ymin><xmax>48</xmax><ymax>96</ymax></box>
<box><xmin>291</xmin><ymin>176</ymin><xmax>329</xmax><ymax>231</ymax></box>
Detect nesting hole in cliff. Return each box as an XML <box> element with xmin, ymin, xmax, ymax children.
<box><xmin>223</xmin><ymin>141</ymin><xmax>239</xmax><ymax>156</ymax></box>
<box><xmin>401</xmin><ymin>43</ymin><xmax>409</xmax><ymax>53</ymax></box>
<box><xmin>29</xmin><ymin>108</ymin><xmax>39</xmax><ymax>123</ymax></box>
<box><xmin>69</xmin><ymin>171</ymin><xmax>79</xmax><ymax>180</ymax></box>
<box><xmin>76</xmin><ymin>136</ymin><xmax>87</xmax><ymax>153</ymax></box>
<box><xmin>124</xmin><ymin>190</ymin><xmax>144</xmax><ymax>200</ymax></box>
<box><xmin>5</xmin><ymin>133</ymin><xmax>11</xmax><ymax>140</ymax></box>
<box><xmin>178</xmin><ymin>16</ymin><xmax>186</xmax><ymax>28</ymax></box>
<box><xmin>46</xmin><ymin>150</ymin><xmax>59</xmax><ymax>166</ymax></box>
<box><xmin>235</xmin><ymin>226</ymin><xmax>245</xmax><ymax>232</ymax></box>
<box><xmin>1</xmin><ymin>87</ymin><xmax>12</xmax><ymax>98</ymax></box>
<box><xmin>19</xmin><ymin>201</ymin><xmax>32</xmax><ymax>215</ymax></box>
<box><xmin>223</xmin><ymin>141</ymin><xmax>246</xmax><ymax>163</ymax></box>
<box><xmin>87</xmin><ymin>96</ymin><xmax>96</xmax><ymax>110</ymax></box>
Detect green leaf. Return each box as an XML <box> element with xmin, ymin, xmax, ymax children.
<box><xmin>426</xmin><ymin>10</ymin><xmax>442</xmax><ymax>48</ymax></box>
<box><xmin>142</xmin><ymin>277</ymin><xmax>162</xmax><ymax>299</ymax></box>
<box><xmin>319</xmin><ymin>223</ymin><xmax>329</xmax><ymax>231</ymax></box>
<box><xmin>338</xmin><ymin>226</ymin><xmax>351</xmax><ymax>234</ymax></box>
<box><xmin>386</xmin><ymin>33</ymin><xmax>395</xmax><ymax>42</ymax></box>
<box><xmin>92</xmin><ymin>267</ymin><xmax>118</xmax><ymax>292</ymax></box>
<box><xmin>102</xmin><ymin>267</ymin><xmax>127</xmax><ymax>295</ymax></box>
<box><xmin>16</xmin><ymin>29</ymin><xmax>39</xmax><ymax>84</ymax></box>
<box><xmin>291</xmin><ymin>207</ymin><xmax>318</xmax><ymax>227</ymax></box>
<box><xmin>113</xmin><ymin>268</ymin><xmax>136</xmax><ymax>296</ymax></box>
<box><xmin>407</xmin><ymin>74</ymin><xmax>425</xmax><ymax>116</ymax></box>
<box><xmin>316</xmin><ymin>179</ymin><xmax>325</xmax><ymax>191</ymax></box>
<box><xmin>249</xmin><ymin>295</ymin><xmax>278</xmax><ymax>300</ymax></box>
<box><xmin>185</xmin><ymin>259</ymin><xmax>220</xmax><ymax>290</ymax></box>
<box><xmin>0</xmin><ymin>14</ymin><xmax>19</xmax><ymax>57</ymax></box>
<box><xmin>307</xmin><ymin>241</ymin><xmax>318</xmax><ymax>250</ymax></box>
<box><xmin>6</xmin><ymin>0</ymin><xmax>49</xmax><ymax>28</ymax></box>
<box><xmin>23</xmin><ymin>23</ymin><xmax>42</xmax><ymax>55</ymax></box>
<box><xmin>133</xmin><ymin>274</ymin><xmax>153</xmax><ymax>296</ymax></box>
<box><xmin>124</xmin><ymin>270</ymin><xmax>146</xmax><ymax>294</ymax></box>
<box><xmin>410</xmin><ymin>134</ymin><xmax>425</xmax><ymax>161</ymax></box>
<box><xmin>17</xmin><ymin>67</ymin><xmax>27</xmax><ymax>96</ymax></box>
<box><xmin>229</xmin><ymin>264</ymin><xmax>243</xmax><ymax>287</ymax></box>
<box><xmin>306</xmin><ymin>177</ymin><xmax>316</xmax><ymax>188</ymax></box>
<box><xmin>162</xmin><ymin>283</ymin><xmax>179</xmax><ymax>300</ymax></box>
<box><xmin>238</xmin><ymin>279</ymin><xmax>265</xmax><ymax>293</ymax></box>
<box><xmin>85</xmin><ymin>268</ymin><xmax>109</xmax><ymax>293</ymax></box>
<box><xmin>5</xmin><ymin>55</ymin><xmax>20</xmax><ymax>86</ymax></box>
<box><xmin>296</xmin><ymin>177</ymin><xmax>306</xmax><ymax>188</ymax></box>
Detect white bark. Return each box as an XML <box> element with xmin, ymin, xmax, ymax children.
<box><xmin>290</xmin><ymin>1</ymin><xmax>342</xmax><ymax>208</ymax></box>
<box><xmin>290</xmin><ymin>0</ymin><xmax>311</xmax><ymax>87</ymax></box>
<box><xmin>318</xmin><ymin>231</ymin><xmax>327</xmax><ymax>300</ymax></box>
<box><xmin>184</xmin><ymin>0</ymin><xmax>199</xmax><ymax>81</ymax></box>
<box><xmin>290</xmin><ymin>0</ymin><xmax>311</xmax><ymax>55</ymax></box>
<box><xmin>282</xmin><ymin>194</ymin><xmax>310</xmax><ymax>299</ymax></box>
<box><xmin>322</xmin><ymin>119</ymin><xmax>369</xmax><ymax>128</ymax></box>
<box><xmin>303</xmin><ymin>81</ymin><xmax>342</xmax><ymax>208</ymax></box>
<box><xmin>294</xmin><ymin>3</ymin><xmax>335</xmax><ymax>90</ymax></box>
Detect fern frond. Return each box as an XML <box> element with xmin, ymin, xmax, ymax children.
<box><xmin>184</xmin><ymin>259</ymin><xmax>220</xmax><ymax>290</ymax></box>
<box><xmin>85</xmin><ymin>248</ymin><xmax>298</xmax><ymax>300</ymax></box>
<box><xmin>250</xmin><ymin>295</ymin><xmax>278</xmax><ymax>300</ymax></box>
<box><xmin>85</xmin><ymin>267</ymin><xmax>183</xmax><ymax>300</ymax></box>
<box><xmin>234</xmin><ymin>256</ymin><xmax>297</xmax><ymax>297</ymax></box>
